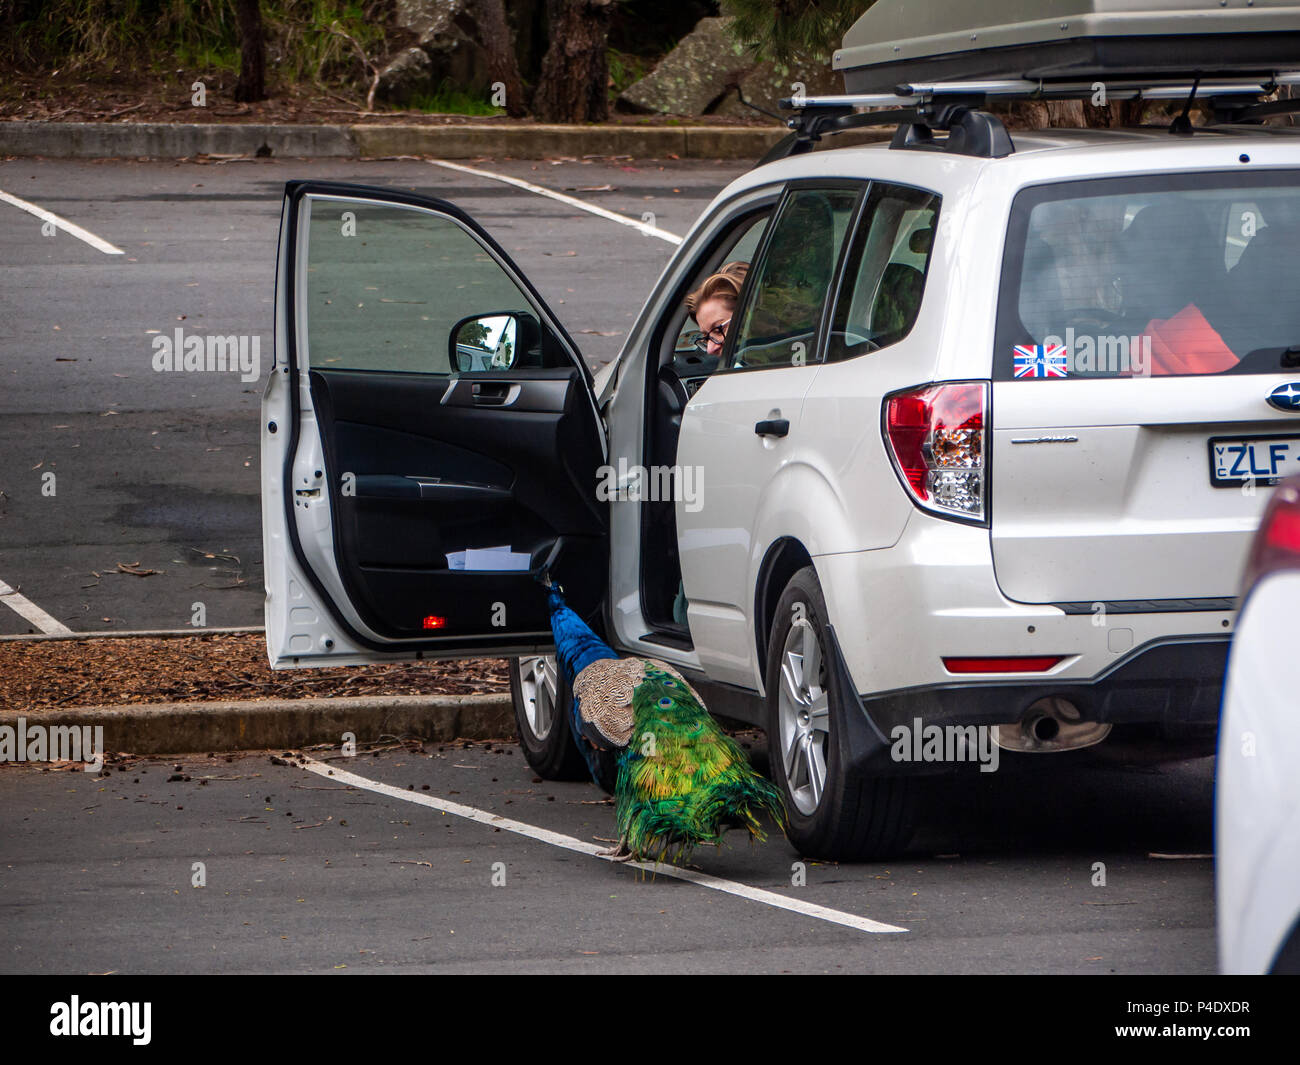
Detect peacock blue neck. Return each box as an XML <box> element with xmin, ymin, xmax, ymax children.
<box><xmin>547</xmin><ymin>588</ymin><xmax>617</xmax><ymax>687</ymax></box>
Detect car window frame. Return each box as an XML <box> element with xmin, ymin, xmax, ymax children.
<box><xmin>822</xmin><ymin>179</ymin><xmax>944</xmax><ymax>363</ymax></box>
<box><xmin>716</xmin><ymin>178</ymin><xmax>869</xmax><ymax>376</ymax></box>
<box><xmin>669</xmin><ymin>210</ymin><xmax>774</xmax><ymax>361</ymax></box>
<box><xmin>646</xmin><ymin>190</ymin><xmax>784</xmax><ymax>386</ymax></box>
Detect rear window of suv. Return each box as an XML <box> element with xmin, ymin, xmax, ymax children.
<box><xmin>994</xmin><ymin>170</ymin><xmax>1300</xmax><ymax>379</ymax></box>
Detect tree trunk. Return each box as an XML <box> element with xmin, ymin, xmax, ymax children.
<box><xmin>469</xmin><ymin>0</ymin><xmax>528</xmax><ymax>117</ymax></box>
<box><xmin>233</xmin><ymin>0</ymin><xmax>267</xmax><ymax>103</ymax></box>
<box><xmin>533</xmin><ymin>0</ymin><xmax>614</xmax><ymax>123</ymax></box>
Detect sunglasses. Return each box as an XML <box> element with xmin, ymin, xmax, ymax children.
<box><xmin>685</xmin><ymin>317</ymin><xmax>731</xmax><ymax>353</ymax></box>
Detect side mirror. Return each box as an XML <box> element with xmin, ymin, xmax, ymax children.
<box><xmin>450</xmin><ymin>313</ymin><xmax>520</xmax><ymax>373</ymax></box>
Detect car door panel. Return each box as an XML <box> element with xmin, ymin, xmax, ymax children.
<box><xmin>309</xmin><ymin>365</ymin><xmax>604</xmax><ymax>639</ymax></box>
<box><xmin>263</xmin><ymin>181</ymin><xmax>606</xmax><ymax>667</ymax></box>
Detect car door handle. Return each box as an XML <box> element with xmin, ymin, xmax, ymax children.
<box><xmin>755</xmin><ymin>419</ymin><xmax>790</xmax><ymax>438</ymax></box>
<box><xmin>471</xmin><ymin>381</ymin><xmax>515</xmax><ymax>406</ymax></box>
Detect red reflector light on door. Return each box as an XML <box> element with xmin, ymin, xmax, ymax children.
<box><xmin>422</xmin><ymin>616</ymin><xmax>447</xmax><ymax>630</ymax></box>
<box><xmin>942</xmin><ymin>656</ymin><xmax>1064</xmax><ymax>674</ymax></box>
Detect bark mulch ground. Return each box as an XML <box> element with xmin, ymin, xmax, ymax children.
<box><xmin>0</xmin><ymin>632</ymin><xmax>510</xmax><ymax>713</ymax></box>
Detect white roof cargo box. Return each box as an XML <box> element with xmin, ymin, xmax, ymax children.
<box><xmin>835</xmin><ymin>0</ymin><xmax>1300</xmax><ymax>93</ymax></box>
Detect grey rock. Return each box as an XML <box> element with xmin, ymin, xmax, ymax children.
<box><xmin>377</xmin><ymin>45</ymin><xmax>435</xmax><ymax>105</ymax></box>
<box><xmin>385</xmin><ymin>0</ymin><xmax>490</xmax><ymax>104</ymax></box>
<box><xmin>618</xmin><ymin>17</ymin><xmax>752</xmax><ymax>116</ymax></box>
<box><xmin>395</xmin><ymin>0</ymin><xmax>465</xmax><ymax>44</ymax></box>
<box><xmin>711</xmin><ymin>52</ymin><xmax>841</xmax><ymax>118</ymax></box>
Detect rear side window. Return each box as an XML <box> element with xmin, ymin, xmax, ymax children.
<box><xmin>827</xmin><ymin>182</ymin><xmax>941</xmax><ymax>361</ymax></box>
<box><xmin>728</xmin><ymin>187</ymin><xmax>860</xmax><ymax>371</ymax></box>
<box><xmin>995</xmin><ymin>171</ymin><xmax>1300</xmax><ymax>379</ymax></box>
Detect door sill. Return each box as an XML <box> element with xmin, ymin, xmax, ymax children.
<box><xmin>638</xmin><ymin>629</ymin><xmax>694</xmax><ymax>652</ymax></box>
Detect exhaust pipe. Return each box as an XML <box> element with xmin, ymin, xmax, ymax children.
<box><xmin>993</xmin><ymin>696</ymin><xmax>1111</xmax><ymax>753</ymax></box>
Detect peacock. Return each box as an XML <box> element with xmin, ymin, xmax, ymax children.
<box><xmin>543</xmin><ymin>577</ymin><xmax>786</xmax><ymax>863</ymax></box>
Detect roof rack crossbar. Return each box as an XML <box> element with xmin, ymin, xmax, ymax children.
<box><xmin>761</xmin><ymin>72</ymin><xmax>1300</xmax><ymax>167</ymax></box>
<box><xmin>778</xmin><ymin>93</ymin><xmax>917</xmax><ymax>110</ymax></box>
<box><xmin>784</xmin><ymin>78</ymin><xmax>1285</xmax><ymax>112</ymax></box>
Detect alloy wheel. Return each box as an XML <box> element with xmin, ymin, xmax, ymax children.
<box><xmin>517</xmin><ymin>655</ymin><xmax>559</xmax><ymax>741</ymax></box>
<box><xmin>777</xmin><ymin>617</ymin><xmax>831</xmax><ymax>816</ymax></box>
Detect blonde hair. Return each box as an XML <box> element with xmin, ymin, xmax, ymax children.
<box><xmin>685</xmin><ymin>260</ymin><xmax>749</xmax><ymax>316</ymax></box>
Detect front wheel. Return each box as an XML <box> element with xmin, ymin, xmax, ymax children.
<box><xmin>765</xmin><ymin>567</ymin><xmax>915</xmax><ymax>860</ymax></box>
<box><xmin>510</xmin><ymin>655</ymin><xmax>619</xmax><ymax>793</ymax></box>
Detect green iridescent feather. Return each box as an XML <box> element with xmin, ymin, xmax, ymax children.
<box><xmin>615</xmin><ymin>662</ymin><xmax>786</xmax><ymax>863</ymax></box>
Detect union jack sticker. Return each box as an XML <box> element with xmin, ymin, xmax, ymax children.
<box><xmin>1013</xmin><ymin>343</ymin><xmax>1069</xmax><ymax>379</ymax></box>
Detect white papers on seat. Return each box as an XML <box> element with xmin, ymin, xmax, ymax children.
<box><xmin>445</xmin><ymin>546</ymin><xmax>532</xmax><ymax>572</ymax></box>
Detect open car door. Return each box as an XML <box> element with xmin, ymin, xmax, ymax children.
<box><xmin>262</xmin><ymin>181</ymin><xmax>607</xmax><ymax>668</ymax></box>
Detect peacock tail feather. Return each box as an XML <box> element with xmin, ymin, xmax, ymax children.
<box><xmin>541</xmin><ymin>584</ymin><xmax>785</xmax><ymax>859</ymax></box>
<box><xmin>615</xmin><ymin>662</ymin><xmax>786</xmax><ymax>863</ymax></box>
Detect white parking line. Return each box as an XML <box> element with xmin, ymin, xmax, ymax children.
<box><xmin>304</xmin><ymin>757</ymin><xmax>907</xmax><ymax>935</ymax></box>
<box><xmin>428</xmin><ymin>160</ymin><xmax>684</xmax><ymax>245</ymax></box>
<box><xmin>0</xmin><ymin>188</ymin><xmax>125</xmax><ymax>255</ymax></box>
<box><xmin>0</xmin><ymin>578</ymin><xmax>72</xmax><ymax>635</ymax></box>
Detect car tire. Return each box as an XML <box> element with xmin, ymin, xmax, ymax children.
<box><xmin>765</xmin><ymin>566</ymin><xmax>915</xmax><ymax>860</ymax></box>
<box><xmin>510</xmin><ymin>655</ymin><xmax>618</xmax><ymax>793</ymax></box>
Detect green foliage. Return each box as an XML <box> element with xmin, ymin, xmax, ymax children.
<box><xmin>457</xmin><ymin>319</ymin><xmax>491</xmax><ymax>347</ymax></box>
<box><xmin>607</xmin><ymin>47</ymin><xmax>651</xmax><ymax>103</ymax></box>
<box><xmin>2</xmin><ymin>0</ymin><xmax>391</xmax><ymax>89</ymax></box>
<box><xmin>403</xmin><ymin>82</ymin><xmax>504</xmax><ymax>117</ymax></box>
<box><xmin>718</xmin><ymin>0</ymin><xmax>873</xmax><ymax>63</ymax></box>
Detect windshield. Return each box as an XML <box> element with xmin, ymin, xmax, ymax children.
<box><xmin>994</xmin><ymin>170</ymin><xmax>1300</xmax><ymax>379</ymax></box>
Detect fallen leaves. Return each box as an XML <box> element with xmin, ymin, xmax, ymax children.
<box><xmin>115</xmin><ymin>561</ymin><xmax>159</xmax><ymax>577</ymax></box>
<box><xmin>0</xmin><ymin>632</ymin><xmax>511</xmax><ymax>712</ymax></box>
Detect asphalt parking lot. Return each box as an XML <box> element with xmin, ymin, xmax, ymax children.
<box><xmin>0</xmin><ymin>738</ymin><xmax>1214</xmax><ymax>974</ymax></box>
<box><xmin>0</xmin><ymin>155</ymin><xmax>742</xmax><ymax>634</ymax></box>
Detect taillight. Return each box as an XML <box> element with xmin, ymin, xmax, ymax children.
<box><xmin>1241</xmin><ymin>479</ymin><xmax>1300</xmax><ymax>592</ymax></box>
<box><xmin>884</xmin><ymin>382</ymin><xmax>988</xmax><ymax>523</ymax></box>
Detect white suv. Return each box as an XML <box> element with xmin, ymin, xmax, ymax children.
<box><xmin>260</xmin><ymin>98</ymin><xmax>1300</xmax><ymax>857</ymax></box>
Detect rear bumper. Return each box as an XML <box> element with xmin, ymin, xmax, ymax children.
<box><xmin>863</xmin><ymin>633</ymin><xmax>1227</xmax><ymax>731</ymax></box>
<box><xmin>841</xmin><ymin>633</ymin><xmax>1227</xmax><ymax>774</ymax></box>
<box><xmin>814</xmin><ymin>512</ymin><xmax>1238</xmax><ymax>699</ymax></box>
<box><xmin>811</xmin><ymin>510</ymin><xmax>1234</xmax><ymax>773</ymax></box>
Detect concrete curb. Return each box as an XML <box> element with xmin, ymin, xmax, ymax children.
<box><xmin>0</xmin><ymin>120</ymin><xmax>788</xmax><ymax>160</ymax></box>
<box><xmin>0</xmin><ymin>693</ymin><xmax>514</xmax><ymax>756</ymax></box>
<box><xmin>0</xmin><ymin>122</ymin><xmax>357</xmax><ymax>158</ymax></box>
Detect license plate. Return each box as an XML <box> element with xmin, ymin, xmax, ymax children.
<box><xmin>1208</xmin><ymin>434</ymin><xmax>1300</xmax><ymax>487</ymax></box>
